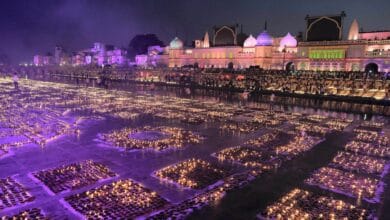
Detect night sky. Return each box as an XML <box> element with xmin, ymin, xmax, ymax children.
<box><xmin>1</xmin><ymin>0</ymin><xmax>390</xmax><ymax>63</ymax></box>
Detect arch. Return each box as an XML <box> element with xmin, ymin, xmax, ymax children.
<box><xmin>365</xmin><ymin>63</ymin><xmax>379</xmax><ymax>74</ymax></box>
<box><xmin>213</xmin><ymin>26</ymin><xmax>237</xmax><ymax>46</ymax></box>
<box><xmin>286</xmin><ymin>62</ymin><xmax>295</xmax><ymax>72</ymax></box>
<box><xmin>306</xmin><ymin>16</ymin><xmax>342</xmax><ymax>41</ymax></box>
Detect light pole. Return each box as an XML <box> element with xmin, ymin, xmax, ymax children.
<box><xmin>282</xmin><ymin>46</ymin><xmax>287</xmax><ymax>71</ymax></box>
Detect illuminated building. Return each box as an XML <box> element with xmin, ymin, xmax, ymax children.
<box><xmin>54</xmin><ymin>45</ymin><xmax>64</xmax><ymax>65</ymax></box>
<box><xmin>33</xmin><ymin>54</ymin><xmax>53</xmax><ymax>66</ymax></box>
<box><xmin>144</xmin><ymin>12</ymin><xmax>390</xmax><ymax>73</ymax></box>
<box><xmin>34</xmin><ymin>42</ymin><xmax>129</xmax><ymax>66</ymax></box>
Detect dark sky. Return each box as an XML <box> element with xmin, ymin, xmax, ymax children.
<box><xmin>1</xmin><ymin>0</ymin><xmax>390</xmax><ymax>63</ymax></box>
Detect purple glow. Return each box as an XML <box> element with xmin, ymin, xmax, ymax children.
<box><xmin>256</xmin><ymin>31</ymin><xmax>273</xmax><ymax>46</ymax></box>
<box><xmin>129</xmin><ymin>131</ymin><xmax>170</xmax><ymax>141</ymax></box>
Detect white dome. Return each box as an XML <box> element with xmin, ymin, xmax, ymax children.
<box><xmin>243</xmin><ymin>35</ymin><xmax>257</xmax><ymax>47</ymax></box>
<box><xmin>169</xmin><ymin>37</ymin><xmax>183</xmax><ymax>49</ymax></box>
<box><xmin>280</xmin><ymin>32</ymin><xmax>297</xmax><ymax>48</ymax></box>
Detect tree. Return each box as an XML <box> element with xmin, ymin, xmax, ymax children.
<box><xmin>127</xmin><ymin>34</ymin><xmax>164</xmax><ymax>59</ymax></box>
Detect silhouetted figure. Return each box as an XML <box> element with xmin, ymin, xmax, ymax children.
<box><xmin>269</xmin><ymin>93</ymin><xmax>275</xmax><ymax>110</ymax></box>
<box><xmin>12</xmin><ymin>73</ymin><xmax>19</xmax><ymax>90</ymax></box>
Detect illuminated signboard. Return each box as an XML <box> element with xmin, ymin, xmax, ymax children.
<box><xmin>309</xmin><ymin>49</ymin><xmax>345</xmax><ymax>59</ymax></box>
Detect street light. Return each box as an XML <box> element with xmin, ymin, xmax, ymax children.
<box><xmin>282</xmin><ymin>46</ymin><xmax>287</xmax><ymax>71</ymax></box>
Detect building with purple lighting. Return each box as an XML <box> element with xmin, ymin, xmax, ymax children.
<box><xmin>32</xmin><ymin>12</ymin><xmax>390</xmax><ymax>73</ymax></box>
<box><xmin>137</xmin><ymin>13</ymin><xmax>390</xmax><ymax>73</ymax></box>
<box><xmin>34</xmin><ymin>42</ymin><xmax>129</xmax><ymax>67</ymax></box>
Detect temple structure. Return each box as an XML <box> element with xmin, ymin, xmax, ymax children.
<box><xmin>32</xmin><ymin>12</ymin><xmax>390</xmax><ymax>73</ymax></box>
<box><xmin>33</xmin><ymin>42</ymin><xmax>128</xmax><ymax>67</ymax></box>
<box><xmin>142</xmin><ymin>13</ymin><xmax>390</xmax><ymax>73</ymax></box>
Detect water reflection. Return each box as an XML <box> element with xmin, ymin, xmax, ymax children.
<box><xmin>34</xmin><ymin>74</ymin><xmax>388</xmax><ymax>118</ymax></box>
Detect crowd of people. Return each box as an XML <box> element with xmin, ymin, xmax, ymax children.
<box><xmin>1</xmin><ymin>65</ymin><xmax>389</xmax><ymax>101</ymax></box>
<box><xmin>160</xmin><ymin>68</ymin><xmax>390</xmax><ymax>100</ymax></box>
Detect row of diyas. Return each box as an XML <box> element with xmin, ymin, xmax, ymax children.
<box><xmin>6</xmin><ymin>78</ymin><xmax>360</xmax><ymax>134</ymax></box>
<box><xmin>0</xmin><ymin>177</ymin><xmax>35</xmax><ymax>211</ymax></box>
<box><xmin>0</xmin><ymin>77</ymin><xmax>264</xmax><ymax>159</ymax></box>
<box><xmin>147</xmin><ymin>125</ymin><xmax>333</xmax><ymax>218</ymax></box>
<box><xmin>300</xmin><ymin>120</ymin><xmax>389</xmax><ymax>215</ymax></box>
<box><xmin>154</xmin><ymin>158</ymin><xmax>231</xmax><ymax>189</ymax></box>
<box><xmin>64</xmin><ymin>179</ymin><xmax>167</xmax><ymax>219</ymax></box>
<box><xmin>0</xmin><ymin>208</ymin><xmax>47</xmax><ymax>220</ymax></box>
<box><xmin>214</xmin><ymin>131</ymin><xmax>321</xmax><ymax>169</ymax></box>
<box><xmin>305</xmin><ymin>166</ymin><xmax>379</xmax><ymax>201</ymax></box>
<box><xmin>32</xmin><ymin>160</ymin><xmax>117</xmax><ymax>194</ymax></box>
<box><xmin>345</xmin><ymin>140</ymin><xmax>390</xmax><ymax>158</ymax></box>
<box><xmin>147</xmin><ymin>171</ymin><xmax>256</xmax><ymax>219</ymax></box>
<box><xmin>214</xmin><ymin>146</ymin><xmax>272</xmax><ymax>169</ymax></box>
<box><xmin>11</xmin><ymin>80</ymin><xmax>247</xmax><ymax>124</ymax></box>
<box><xmin>290</xmin><ymin>114</ymin><xmax>353</xmax><ymax>135</ymax></box>
<box><xmin>355</xmin><ymin>130</ymin><xmax>389</xmax><ymax>146</ymax></box>
<box><xmin>251</xmin><ymin>113</ymin><xmax>286</xmax><ymax>127</ymax></box>
<box><xmin>275</xmin><ymin>134</ymin><xmax>322</xmax><ymax>157</ymax></box>
<box><xmin>248</xmin><ymin>111</ymin><xmax>303</xmax><ymax>127</ymax></box>
<box><xmin>360</xmin><ymin>121</ymin><xmax>386</xmax><ymax>129</ymax></box>
<box><xmin>0</xmin><ymin>81</ymin><xmax>80</xmax><ymax>153</ymax></box>
<box><xmin>148</xmin><ymin>130</ymin><xmax>326</xmax><ymax>219</ymax></box>
<box><xmin>219</xmin><ymin>121</ymin><xmax>263</xmax><ymax>133</ymax></box>
<box><xmin>293</xmin><ymin>123</ymin><xmax>330</xmax><ymax>136</ymax></box>
<box><xmin>325</xmin><ymin>118</ymin><xmax>353</xmax><ymax>131</ymax></box>
<box><xmin>244</xmin><ymin>131</ymin><xmax>282</xmax><ymax>148</ymax></box>
<box><xmin>259</xmin><ymin>188</ymin><xmax>372</xmax><ymax>220</ymax></box>
<box><xmin>306</xmin><ymin>114</ymin><xmax>329</xmax><ymax>123</ymax></box>
<box><xmin>101</xmin><ymin>126</ymin><xmax>202</xmax><ymax>151</ymax></box>
<box><xmin>329</xmin><ymin>151</ymin><xmax>387</xmax><ymax>176</ymax></box>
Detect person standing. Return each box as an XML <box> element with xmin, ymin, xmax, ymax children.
<box><xmin>269</xmin><ymin>93</ymin><xmax>275</xmax><ymax>110</ymax></box>
<box><xmin>12</xmin><ymin>73</ymin><xmax>19</xmax><ymax>90</ymax></box>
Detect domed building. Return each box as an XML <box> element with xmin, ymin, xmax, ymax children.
<box><xmin>136</xmin><ymin>12</ymin><xmax>390</xmax><ymax>72</ymax></box>
<box><xmin>169</xmin><ymin>37</ymin><xmax>184</xmax><ymax>49</ymax></box>
<box><xmin>256</xmin><ymin>31</ymin><xmax>273</xmax><ymax>46</ymax></box>
<box><xmin>243</xmin><ymin>35</ymin><xmax>257</xmax><ymax>47</ymax></box>
<box><xmin>279</xmin><ymin>33</ymin><xmax>297</xmax><ymax>48</ymax></box>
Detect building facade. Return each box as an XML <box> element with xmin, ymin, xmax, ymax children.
<box><xmin>148</xmin><ymin>14</ymin><xmax>390</xmax><ymax>73</ymax></box>
<box><xmin>34</xmin><ymin>42</ymin><xmax>129</xmax><ymax>67</ymax></box>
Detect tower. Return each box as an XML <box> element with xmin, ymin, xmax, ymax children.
<box><xmin>348</xmin><ymin>19</ymin><xmax>359</xmax><ymax>40</ymax></box>
<box><xmin>203</xmin><ymin>32</ymin><xmax>210</xmax><ymax>48</ymax></box>
<box><xmin>54</xmin><ymin>46</ymin><xmax>63</xmax><ymax>64</ymax></box>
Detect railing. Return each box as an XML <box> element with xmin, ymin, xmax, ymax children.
<box><xmin>299</xmin><ymin>39</ymin><xmax>390</xmax><ymax>46</ymax></box>
<box><xmin>364</xmin><ymin>51</ymin><xmax>390</xmax><ymax>58</ymax></box>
